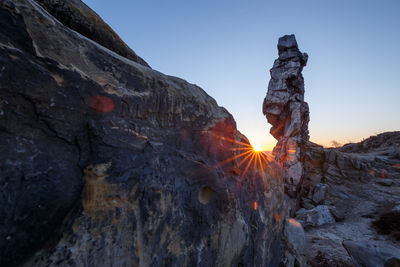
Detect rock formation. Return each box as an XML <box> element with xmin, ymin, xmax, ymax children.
<box><xmin>263</xmin><ymin>34</ymin><xmax>309</xmax><ymax>199</ymax></box>
<box><xmin>2</xmin><ymin>0</ymin><xmax>399</xmax><ymax>265</ymax></box>
<box><xmin>34</xmin><ymin>0</ymin><xmax>150</xmax><ymax>67</ymax></box>
<box><xmin>0</xmin><ymin>0</ymin><xmax>290</xmax><ymax>266</ymax></box>
<box><xmin>299</xmin><ymin>134</ymin><xmax>400</xmax><ymax>265</ymax></box>
<box><xmin>263</xmin><ymin>35</ymin><xmax>400</xmax><ymax>266</ymax></box>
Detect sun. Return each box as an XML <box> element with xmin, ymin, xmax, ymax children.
<box><xmin>252</xmin><ymin>144</ymin><xmax>262</xmax><ymax>152</ymax></box>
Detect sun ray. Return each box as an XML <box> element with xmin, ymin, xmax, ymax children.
<box><xmin>208</xmin><ymin>131</ymin><xmax>275</xmax><ymax>190</ymax></box>
<box><xmin>214</xmin><ymin>150</ymin><xmax>252</xmax><ymax>168</ymax></box>
<box><xmin>211</xmin><ymin>134</ymin><xmax>253</xmax><ymax>148</ymax></box>
<box><xmin>238</xmin><ymin>151</ymin><xmax>254</xmax><ymax>167</ymax></box>
<box><xmin>257</xmin><ymin>152</ymin><xmax>264</xmax><ymax>174</ymax></box>
<box><xmin>240</xmin><ymin>152</ymin><xmax>256</xmax><ymax>179</ymax></box>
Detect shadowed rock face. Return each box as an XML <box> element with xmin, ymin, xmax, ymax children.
<box><xmin>0</xmin><ymin>0</ymin><xmax>288</xmax><ymax>266</ymax></box>
<box><xmin>263</xmin><ymin>34</ymin><xmax>309</xmax><ymax>198</ymax></box>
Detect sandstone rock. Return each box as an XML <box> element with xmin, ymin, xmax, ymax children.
<box><xmin>281</xmin><ymin>218</ymin><xmax>306</xmax><ymax>266</ymax></box>
<box><xmin>33</xmin><ymin>0</ymin><xmax>150</xmax><ymax>67</ymax></box>
<box><xmin>0</xmin><ymin>1</ymin><xmax>287</xmax><ymax>266</ymax></box>
<box><xmin>296</xmin><ymin>205</ymin><xmax>335</xmax><ymax>228</ymax></box>
<box><xmin>328</xmin><ymin>206</ymin><xmax>345</xmax><ymax>222</ymax></box>
<box><xmin>263</xmin><ymin>34</ymin><xmax>309</xmax><ymax>142</ymax></box>
<box><xmin>377</xmin><ymin>179</ymin><xmax>394</xmax><ymax>186</ymax></box>
<box><xmin>301</xmin><ymin>197</ymin><xmax>315</xmax><ymax>210</ymax></box>
<box><xmin>339</xmin><ymin>132</ymin><xmax>400</xmax><ymax>154</ymax></box>
<box><xmin>343</xmin><ymin>241</ymin><xmax>400</xmax><ymax>267</ymax></box>
<box><xmin>262</xmin><ymin>33</ymin><xmax>400</xmax><ymax>265</ymax></box>
<box><xmin>312</xmin><ymin>183</ymin><xmax>328</xmax><ymax>204</ymax></box>
<box><xmin>299</xmin><ymin>132</ymin><xmax>400</xmax><ymax>264</ymax></box>
<box><xmin>263</xmin><ymin>34</ymin><xmax>309</xmax><ymax>199</ymax></box>
<box><xmin>284</xmin><ymin>218</ymin><xmax>306</xmax><ymax>254</ymax></box>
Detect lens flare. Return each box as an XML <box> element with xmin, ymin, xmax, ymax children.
<box><xmin>206</xmin><ymin>132</ymin><xmax>275</xmax><ymax>186</ymax></box>
<box><xmin>88</xmin><ymin>95</ymin><xmax>115</xmax><ymax>113</ymax></box>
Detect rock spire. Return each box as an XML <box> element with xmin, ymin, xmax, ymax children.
<box><xmin>263</xmin><ymin>34</ymin><xmax>310</xmax><ymax>197</ymax></box>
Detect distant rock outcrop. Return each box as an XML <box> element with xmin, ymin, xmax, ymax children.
<box><xmin>263</xmin><ymin>34</ymin><xmax>309</xmax><ymax>198</ymax></box>
<box><xmin>299</xmin><ymin>135</ymin><xmax>400</xmax><ymax>266</ymax></box>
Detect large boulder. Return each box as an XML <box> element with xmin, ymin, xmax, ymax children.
<box><xmin>0</xmin><ymin>0</ymin><xmax>288</xmax><ymax>266</ymax></box>
<box><xmin>33</xmin><ymin>0</ymin><xmax>150</xmax><ymax>67</ymax></box>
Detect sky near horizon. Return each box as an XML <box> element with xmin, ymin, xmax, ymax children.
<box><xmin>83</xmin><ymin>0</ymin><xmax>400</xmax><ymax>151</ymax></box>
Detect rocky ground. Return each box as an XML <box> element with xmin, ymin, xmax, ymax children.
<box><xmin>298</xmin><ymin>133</ymin><xmax>400</xmax><ymax>266</ymax></box>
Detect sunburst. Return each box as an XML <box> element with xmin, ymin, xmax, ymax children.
<box><xmin>209</xmin><ymin>133</ymin><xmax>274</xmax><ymax>182</ymax></box>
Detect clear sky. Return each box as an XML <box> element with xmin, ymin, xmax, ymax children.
<box><xmin>83</xmin><ymin>0</ymin><xmax>400</xmax><ymax>151</ymax></box>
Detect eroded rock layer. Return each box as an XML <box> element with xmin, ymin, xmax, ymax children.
<box><xmin>263</xmin><ymin>34</ymin><xmax>309</xmax><ymax>198</ymax></box>
<box><xmin>0</xmin><ymin>0</ymin><xmax>288</xmax><ymax>266</ymax></box>
<box><xmin>34</xmin><ymin>0</ymin><xmax>150</xmax><ymax>67</ymax></box>
<box><xmin>263</xmin><ymin>34</ymin><xmax>400</xmax><ymax>266</ymax></box>
<box><xmin>299</xmin><ymin>134</ymin><xmax>400</xmax><ymax>266</ymax></box>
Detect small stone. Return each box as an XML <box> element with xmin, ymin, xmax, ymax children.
<box><xmin>296</xmin><ymin>205</ymin><xmax>335</xmax><ymax>228</ymax></box>
<box><xmin>312</xmin><ymin>183</ymin><xmax>328</xmax><ymax>204</ymax></box>
<box><xmin>376</xmin><ymin>180</ymin><xmax>394</xmax><ymax>186</ymax></box>
<box><xmin>329</xmin><ymin>206</ymin><xmax>345</xmax><ymax>222</ymax></box>
<box><xmin>301</xmin><ymin>197</ymin><xmax>315</xmax><ymax>210</ymax></box>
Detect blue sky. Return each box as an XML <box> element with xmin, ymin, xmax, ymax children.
<box><xmin>83</xmin><ymin>0</ymin><xmax>400</xmax><ymax>150</ymax></box>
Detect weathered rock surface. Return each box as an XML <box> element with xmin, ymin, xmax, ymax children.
<box><xmin>34</xmin><ymin>0</ymin><xmax>150</xmax><ymax>67</ymax></box>
<box><xmin>2</xmin><ymin>0</ymin><xmax>399</xmax><ymax>265</ymax></box>
<box><xmin>300</xmin><ymin>134</ymin><xmax>400</xmax><ymax>265</ymax></box>
<box><xmin>296</xmin><ymin>205</ymin><xmax>335</xmax><ymax>228</ymax></box>
<box><xmin>281</xmin><ymin>218</ymin><xmax>306</xmax><ymax>266</ymax></box>
<box><xmin>343</xmin><ymin>240</ymin><xmax>400</xmax><ymax>267</ymax></box>
<box><xmin>263</xmin><ymin>34</ymin><xmax>313</xmax><ymax>265</ymax></box>
<box><xmin>263</xmin><ymin>34</ymin><xmax>309</xmax><ymax>199</ymax></box>
<box><xmin>263</xmin><ymin>34</ymin><xmax>309</xmax><ymax>142</ymax></box>
<box><xmin>263</xmin><ymin>34</ymin><xmax>400</xmax><ymax>266</ymax></box>
<box><xmin>0</xmin><ymin>0</ymin><xmax>288</xmax><ymax>266</ymax></box>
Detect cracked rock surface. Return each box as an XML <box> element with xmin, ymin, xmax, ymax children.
<box><xmin>263</xmin><ymin>34</ymin><xmax>309</xmax><ymax>201</ymax></box>
<box><xmin>263</xmin><ymin>35</ymin><xmax>400</xmax><ymax>266</ymax></box>
<box><xmin>0</xmin><ymin>0</ymin><xmax>289</xmax><ymax>266</ymax></box>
